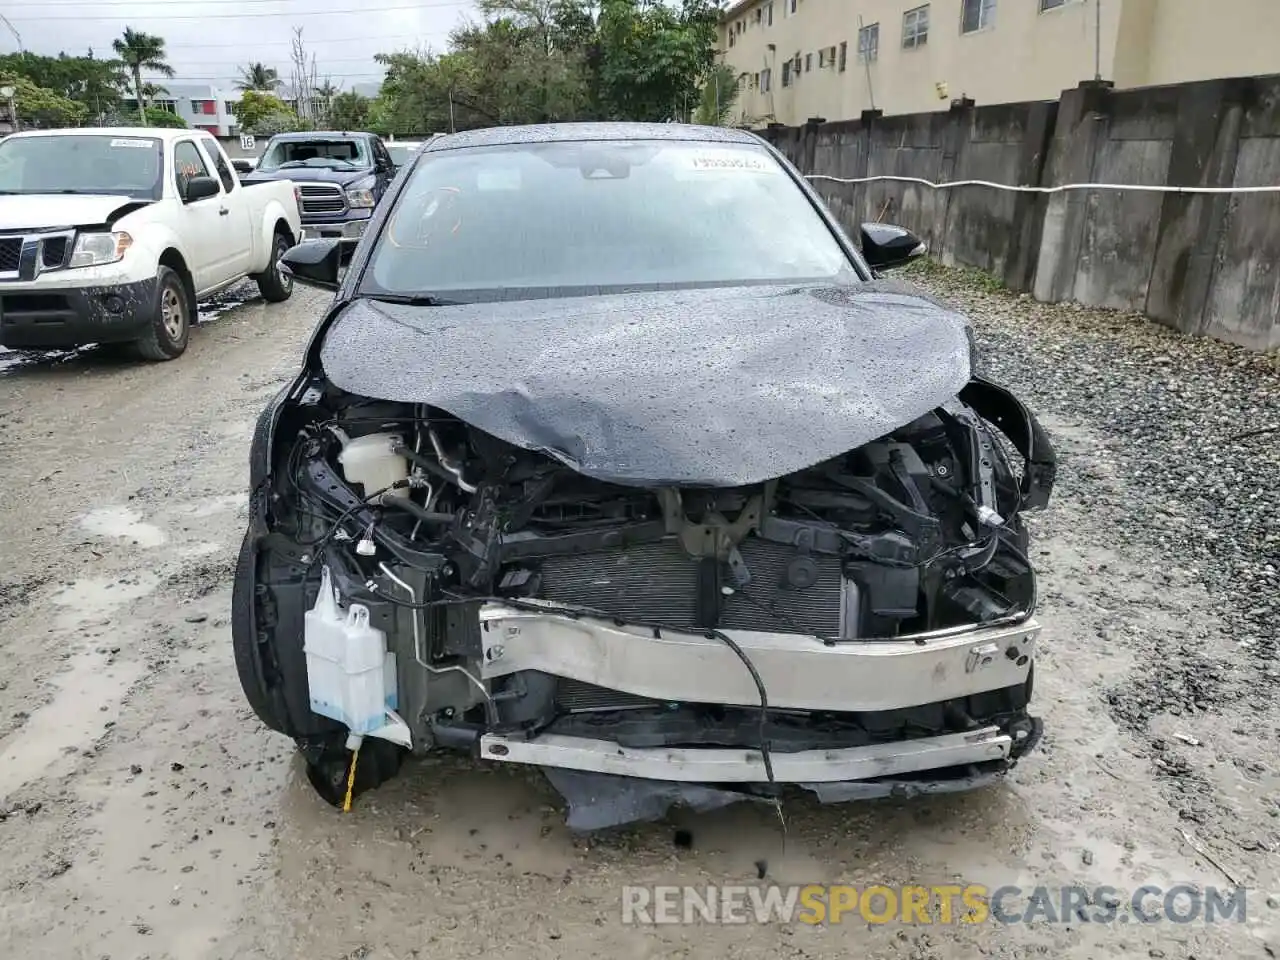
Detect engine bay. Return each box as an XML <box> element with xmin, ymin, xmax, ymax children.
<box><xmin>237</xmin><ymin>375</ymin><xmax>1055</xmax><ymax>810</ymax></box>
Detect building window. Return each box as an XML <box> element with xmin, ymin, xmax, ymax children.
<box><xmin>766</xmin><ymin>1</ymin><xmax>773</xmax><ymax>25</ymax></box>
<box><xmin>729</xmin><ymin>32</ymin><xmax>735</xmax><ymax>47</ymax></box>
<box><xmin>1039</xmin><ymin>0</ymin><xmax>1069</xmax><ymax>8</ymax></box>
<box><xmin>903</xmin><ymin>5</ymin><xmax>929</xmax><ymax>48</ymax></box>
<box><xmin>804</xmin><ymin>52</ymin><xmax>812</xmax><ymax>72</ymax></box>
<box><xmin>818</xmin><ymin>48</ymin><xmax>827</xmax><ymax>68</ymax></box>
<box><xmin>838</xmin><ymin>40</ymin><xmax>847</xmax><ymax>71</ymax></box>
<box><xmin>755</xmin><ymin>8</ymin><xmax>762</xmax><ymax>23</ymax></box>
<box><xmin>782</xmin><ymin>61</ymin><xmax>791</xmax><ymax>86</ymax></box>
<box><xmin>788</xmin><ymin>0</ymin><xmax>796</xmax><ymax>14</ymax></box>
<box><xmin>961</xmin><ymin>0</ymin><xmax>996</xmax><ymax>33</ymax></box>
<box><xmin>858</xmin><ymin>22</ymin><xmax>879</xmax><ymax>62</ymax></box>
<box><xmin>761</xmin><ymin>67</ymin><xmax>771</xmax><ymax>92</ymax></box>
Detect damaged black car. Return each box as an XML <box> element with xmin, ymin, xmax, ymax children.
<box><xmin>232</xmin><ymin>122</ymin><xmax>1056</xmax><ymax>829</ymax></box>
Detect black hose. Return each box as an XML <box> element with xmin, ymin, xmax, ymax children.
<box><xmin>375</xmin><ymin>495</ymin><xmax>455</xmax><ymax>527</ymax></box>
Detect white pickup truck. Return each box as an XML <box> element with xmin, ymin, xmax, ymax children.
<box><xmin>0</xmin><ymin>127</ymin><xmax>302</xmax><ymax>360</ymax></box>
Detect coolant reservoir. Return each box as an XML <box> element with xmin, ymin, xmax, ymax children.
<box><xmin>338</xmin><ymin>432</ymin><xmax>409</xmax><ymax>499</ymax></box>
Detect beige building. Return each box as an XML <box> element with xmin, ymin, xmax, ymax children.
<box><xmin>720</xmin><ymin>0</ymin><xmax>1280</xmax><ymax>126</ymax></box>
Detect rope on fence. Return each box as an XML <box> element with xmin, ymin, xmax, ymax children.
<box><xmin>804</xmin><ymin>174</ymin><xmax>1280</xmax><ymax>195</ymax></box>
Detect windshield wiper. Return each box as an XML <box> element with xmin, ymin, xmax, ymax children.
<box><xmin>365</xmin><ymin>293</ymin><xmax>462</xmax><ymax>307</ymax></box>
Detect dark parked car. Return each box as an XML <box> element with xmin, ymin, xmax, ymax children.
<box><xmin>233</xmin><ymin>123</ymin><xmax>1055</xmax><ymax>827</ymax></box>
<box><xmin>241</xmin><ymin>131</ymin><xmax>398</xmax><ymax>246</ymax></box>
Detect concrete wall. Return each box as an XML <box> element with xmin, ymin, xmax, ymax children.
<box><xmin>764</xmin><ymin>74</ymin><xmax>1280</xmax><ymax>350</ymax></box>
<box><xmin>721</xmin><ymin>0</ymin><xmax>1280</xmax><ymax>128</ymax></box>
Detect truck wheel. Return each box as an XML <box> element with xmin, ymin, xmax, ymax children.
<box><xmin>256</xmin><ymin>232</ymin><xmax>294</xmax><ymax>303</ymax></box>
<box><xmin>135</xmin><ymin>266</ymin><xmax>191</xmax><ymax>361</ymax></box>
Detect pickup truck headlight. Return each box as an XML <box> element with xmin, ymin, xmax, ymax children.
<box><xmin>69</xmin><ymin>231</ymin><xmax>133</xmax><ymax>268</ymax></box>
<box><xmin>345</xmin><ymin>187</ymin><xmax>376</xmax><ymax>209</ymax></box>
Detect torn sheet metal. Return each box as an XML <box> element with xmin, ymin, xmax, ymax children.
<box><xmin>318</xmin><ymin>280</ymin><xmax>972</xmax><ymax>487</ymax></box>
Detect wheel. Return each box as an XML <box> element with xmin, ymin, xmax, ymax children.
<box><xmin>135</xmin><ymin>266</ymin><xmax>191</xmax><ymax>361</ymax></box>
<box><xmin>231</xmin><ymin>530</ymin><xmax>291</xmax><ymax>734</ymax></box>
<box><xmin>256</xmin><ymin>231</ymin><xmax>294</xmax><ymax>303</ymax></box>
<box><xmin>300</xmin><ymin>735</ymin><xmax>406</xmax><ymax>808</ymax></box>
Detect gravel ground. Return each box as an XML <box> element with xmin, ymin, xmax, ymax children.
<box><xmin>0</xmin><ymin>269</ymin><xmax>1276</xmax><ymax>960</ymax></box>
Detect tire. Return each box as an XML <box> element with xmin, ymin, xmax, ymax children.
<box><xmin>231</xmin><ymin>530</ymin><xmax>291</xmax><ymax>734</ymax></box>
<box><xmin>135</xmin><ymin>266</ymin><xmax>191</xmax><ymax>361</ymax></box>
<box><xmin>256</xmin><ymin>231</ymin><xmax>294</xmax><ymax>303</ymax></box>
<box><xmin>301</xmin><ymin>736</ymin><xmax>406</xmax><ymax>808</ymax></box>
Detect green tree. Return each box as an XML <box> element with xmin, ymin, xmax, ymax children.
<box><xmin>142</xmin><ymin>106</ymin><xmax>187</xmax><ymax>128</ymax></box>
<box><xmin>595</xmin><ymin>0</ymin><xmax>720</xmax><ymax>122</ymax></box>
<box><xmin>0</xmin><ymin>72</ymin><xmax>89</xmax><ymax>128</ymax></box>
<box><xmin>693</xmin><ymin>62</ymin><xmax>739</xmax><ymax>125</ymax></box>
<box><xmin>328</xmin><ymin>90</ymin><xmax>371</xmax><ymax>129</ymax></box>
<box><xmin>367</xmin><ymin>0</ymin><xmax>722</xmax><ymax>130</ymax></box>
<box><xmin>234</xmin><ymin>89</ymin><xmax>302</xmax><ymax>135</ymax></box>
<box><xmin>111</xmin><ymin>27</ymin><xmax>174</xmax><ymax>125</ymax></box>
<box><xmin>236</xmin><ymin>62</ymin><xmax>280</xmax><ymax>92</ymax></box>
<box><xmin>0</xmin><ymin>51</ymin><xmax>126</xmax><ymax>119</ymax></box>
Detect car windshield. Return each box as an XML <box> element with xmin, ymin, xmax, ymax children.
<box><xmin>258</xmin><ymin>137</ymin><xmax>371</xmax><ymax>171</ymax></box>
<box><xmin>360</xmin><ymin>139</ymin><xmax>854</xmax><ymax>300</ymax></box>
<box><xmin>386</xmin><ymin>144</ymin><xmax>418</xmax><ymax>167</ymax></box>
<box><xmin>0</xmin><ymin>134</ymin><xmax>164</xmax><ymax>199</ymax></box>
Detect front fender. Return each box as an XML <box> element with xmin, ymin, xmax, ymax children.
<box><xmin>255</xmin><ymin>196</ymin><xmax>299</xmax><ymax>272</ymax></box>
<box><xmin>120</xmin><ymin>218</ymin><xmax>192</xmax><ymax>281</ymax></box>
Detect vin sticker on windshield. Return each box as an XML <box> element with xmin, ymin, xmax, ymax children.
<box><xmin>687</xmin><ymin>153</ymin><xmax>774</xmax><ymax>173</ymax></box>
<box><xmin>110</xmin><ymin>138</ymin><xmax>153</xmax><ymax>149</ymax></box>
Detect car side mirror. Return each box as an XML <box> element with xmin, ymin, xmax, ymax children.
<box><xmin>183</xmin><ymin>175</ymin><xmax>221</xmax><ymax>203</ymax></box>
<box><xmin>280</xmin><ymin>239</ymin><xmax>346</xmax><ymax>290</ymax></box>
<box><xmin>860</xmin><ymin>223</ymin><xmax>927</xmax><ymax>271</ymax></box>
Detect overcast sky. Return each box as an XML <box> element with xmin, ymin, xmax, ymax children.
<box><xmin>3</xmin><ymin>0</ymin><xmax>481</xmax><ymax>92</ymax></box>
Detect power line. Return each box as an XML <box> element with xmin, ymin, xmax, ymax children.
<box><xmin>35</xmin><ymin>0</ymin><xmax>459</xmax><ymax>4</ymax></box>
<box><xmin>168</xmin><ymin>35</ymin><xmax>443</xmax><ymax>49</ymax></box>
<box><xmin>163</xmin><ymin>54</ymin><xmax>407</xmax><ymax>66</ymax></box>
<box><xmin>8</xmin><ymin>1</ymin><xmax>472</xmax><ymax>22</ymax></box>
<box><xmin>144</xmin><ymin>73</ymin><xmax>386</xmax><ymax>81</ymax></box>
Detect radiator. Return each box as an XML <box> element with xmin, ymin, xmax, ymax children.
<box><xmin>536</xmin><ymin>536</ymin><xmax>845</xmax><ymax>637</ymax></box>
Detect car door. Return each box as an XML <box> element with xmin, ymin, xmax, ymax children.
<box><xmin>198</xmin><ymin>136</ymin><xmax>254</xmax><ymax>278</ymax></box>
<box><xmin>171</xmin><ymin>138</ymin><xmax>237</xmax><ymax>293</ymax></box>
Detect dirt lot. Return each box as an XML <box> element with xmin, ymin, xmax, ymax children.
<box><xmin>0</xmin><ymin>273</ymin><xmax>1276</xmax><ymax>960</ymax></box>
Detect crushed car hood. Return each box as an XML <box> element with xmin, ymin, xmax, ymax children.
<box><xmin>319</xmin><ymin>281</ymin><xmax>974</xmax><ymax>486</ymax></box>
<box><xmin>0</xmin><ymin>194</ymin><xmax>150</xmax><ymax>231</ymax></box>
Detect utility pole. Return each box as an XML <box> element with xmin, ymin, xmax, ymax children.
<box><xmin>0</xmin><ymin>14</ymin><xmax>23</xmax><ymax>54</ymax></box>
<box><xmin>1094</xmin><ymin>0</ymin><xmax>1102</xmax><ymax>81</ymax></box>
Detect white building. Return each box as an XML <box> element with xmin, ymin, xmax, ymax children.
<box><xmin>121</xmin><ymin>83</ymin><xmax>240</xmax><ymax>137</ymax></box>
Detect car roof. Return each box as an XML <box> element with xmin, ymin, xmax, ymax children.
<box><xmin>424</xmin><ymin>122</ymin><xmax>764</xmax><ymax>153</ymax></box>
<box><xmin>269</xmin><ymin>130</ymin><xmax>374</xmax><ymax>140</ymax></box>
<box><xmin>6</xmin><ymin>127</ymin><xmax>201</xmax><ymax>142</ymax></box>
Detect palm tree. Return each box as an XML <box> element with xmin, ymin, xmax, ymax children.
<box><xmin>237</xmin><ymin>62</ymin><xmax>280</xmax><ymax>92</ymax></box>
<box><xmin>112</xmin><ymin>27</ymin><xmax>174</xmax><ymax>125</ymax></box>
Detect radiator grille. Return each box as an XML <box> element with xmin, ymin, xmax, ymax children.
<box><xmin>536</xmin><ymin>536</ymin><xmax>843</xmax><ymax>637</ymax></box>
<box><xmin>0</xmin><ymin>238</ymin><xmax>21</xmax><ymax>273</ymax></box>
<box><xmin>40</xmin><ymin>236</ymin><xmax>68</xmax><ymax>268</ymax></box>
<box><xmin>298</xmin><ymin>183</ymin><xmax>346</xmax><ymax>215</ymax></box>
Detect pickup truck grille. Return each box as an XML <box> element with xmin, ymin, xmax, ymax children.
<box><xmin>297</xmin><ymin>183</ymin><xmax>346</xmax><ymax>215</ymax></box>
<box><xmin>0</xmin><ymin>239</ymin><xmax>21</xmax><ymax>274</ymax></box>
